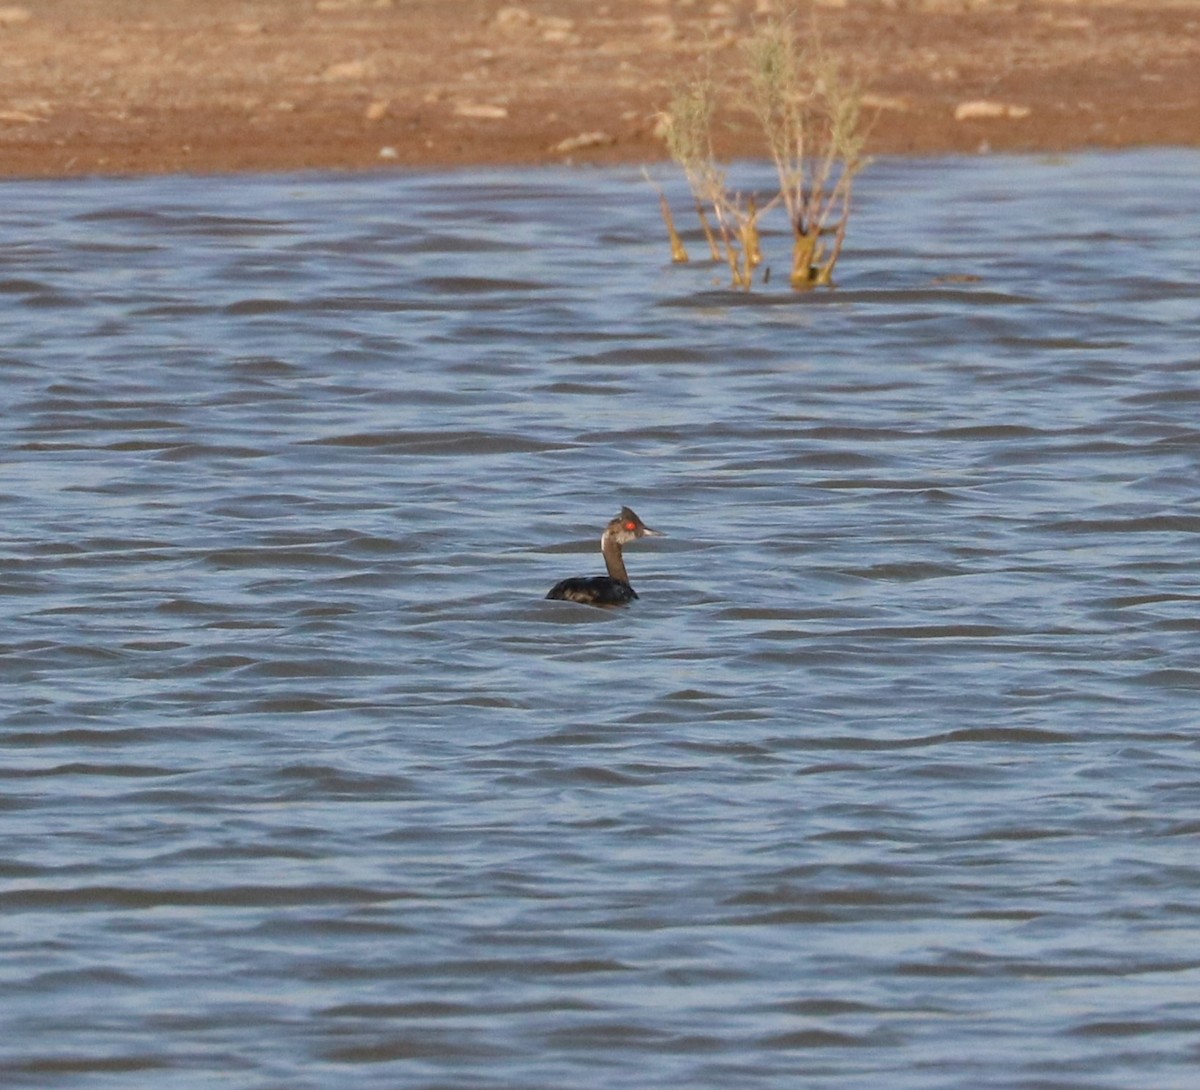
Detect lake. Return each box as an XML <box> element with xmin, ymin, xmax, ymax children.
<box><xmin>2</xmin><ymin>149</ymin><xmax>1199</xmax><ymax>1089</ymax></box>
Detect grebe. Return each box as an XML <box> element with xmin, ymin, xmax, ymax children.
<box><xmin>546</xmin><ymin>507</ymin><xmax>664</xmax><ymax>607</ymax></box>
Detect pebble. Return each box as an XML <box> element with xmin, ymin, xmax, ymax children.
<box><xmin>642</xmin><ymin>14</ymin><xmax>678</xmax><ymax>41</ymax></box>
<box><xmin>494</xmin><ymin>6</ymin><xmax>534</xmax><ymax>29</ymax></box>
<box><xmin>955</xmin><ymin>99</ymin><xmax>1031</xmax><ymax>121</ymax></box>
<box><xmin>0</xmin><ymin>109</ymin><xmax>43</xmax><ymax>123</ymax></box>
<box><xmin>861</xmin><ymin>93</ymin><xmax>911</xmax><ymax>112</ymax></box>
<box><xmin>493</xmin><ymin>6</ymin><xmax>575</xmax><ymax>42</ymax></box>
<box><xmin>0</xmin><ymin>6</ymin><xmax>31</xmax><ymax>26</ymax></box>
<box><xmin>322</xmin><ymin>59</ymin><xmax>369</xmax><ymax>82</ymax></box>
<box><xmin>551</xmin><ymin>130</ymin><xmax>616</xmax><ymax>153</ymax></box>
<box><xmin>318</xmin><ymin>0</ymin><xmax>395</xmax><ymax>11</ymax></box>
<box><xmin>453</xmin><ymin>102</ymin><xmax>509</xmax><ymax>119</ymax></box>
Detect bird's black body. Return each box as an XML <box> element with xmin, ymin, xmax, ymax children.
<box><xmin>545</xmin><ymin>506</ymin><xmax>663</xmax><ymax>608</ymax></box>
<box><xmin>546</xmin><ymin>574</ymin><xmax>638</xmax><ymax>607</ymax></box>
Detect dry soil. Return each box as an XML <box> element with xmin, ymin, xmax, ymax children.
<box><xmin>1</xmin><ymin>0</ymin><xmax>1198</xmax><ymax>177</ymax></box>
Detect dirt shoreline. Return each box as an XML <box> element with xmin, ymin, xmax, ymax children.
<box><xmin>2</xmin><ymin>0</ymin><xmax>1198</xmax><ymax>179</ymax></box>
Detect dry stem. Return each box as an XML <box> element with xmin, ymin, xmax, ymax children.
<box><xmin>657</xmin><ymin>10</ymin><xmax>869</xmax><ymax>290</ymax></box>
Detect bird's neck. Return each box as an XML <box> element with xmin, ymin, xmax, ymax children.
<box><xmin>601</xmin><ymin>530</ymin><xmax>629</xmax><ymax>583</ymax></box>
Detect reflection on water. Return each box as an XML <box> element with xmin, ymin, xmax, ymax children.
<box><xmin>2</xmin><ymin>151</ymin><xmax>1200</xmax><ymax>1089</ymax></box>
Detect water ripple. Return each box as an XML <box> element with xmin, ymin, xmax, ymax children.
<box><xmin>1</xmin><ymin>151</ymin><xmax>1199</xmax><ymax>1089</ymax></box>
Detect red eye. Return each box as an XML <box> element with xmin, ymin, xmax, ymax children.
<box><xmin>624</xmin><ymin>521</ymin><xmax>637</xmax><ymax>531</ymax></box>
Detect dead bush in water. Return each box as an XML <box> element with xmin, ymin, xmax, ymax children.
<box><xmin>657</xmin><ymin>73</ymin><xmax>762</xmax><ymax>290</ymax></box>
<box><xmin>656</xmin><ymin>14</ymin><xmax>868</xmax><ymax>290</ymax></box>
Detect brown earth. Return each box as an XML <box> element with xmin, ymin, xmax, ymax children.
<box><xmin>1</xmin><ymin>0</ymin><xmax>1198</xmax><ymax>178</ymax></box>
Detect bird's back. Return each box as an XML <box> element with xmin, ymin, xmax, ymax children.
<box><xmin>545</xmin><ymin>575</ymin><xmax>637</xmax><ymax>606</ymax></box>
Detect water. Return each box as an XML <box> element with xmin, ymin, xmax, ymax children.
<box><xmin>2</xmin><ymin>150</ymin><xmax>1199</xmax><ymax>1089</ymax></box>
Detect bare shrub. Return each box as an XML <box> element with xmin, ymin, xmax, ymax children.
<box><xmin>657</xmin><ymin>14</ymin><xmax>869</xmax><ymax>290</ymax></box>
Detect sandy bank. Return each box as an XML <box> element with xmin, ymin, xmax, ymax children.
<box><xmin>1</xmin><ymin>0</ymin><xmax>1198</xmax><ymax>178</ymax></box>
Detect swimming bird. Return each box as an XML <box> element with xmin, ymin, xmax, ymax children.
<box><xmin>545</xmin><ymin>506</ymin><xmax>664</xmax><ymax>607</ymax></box>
